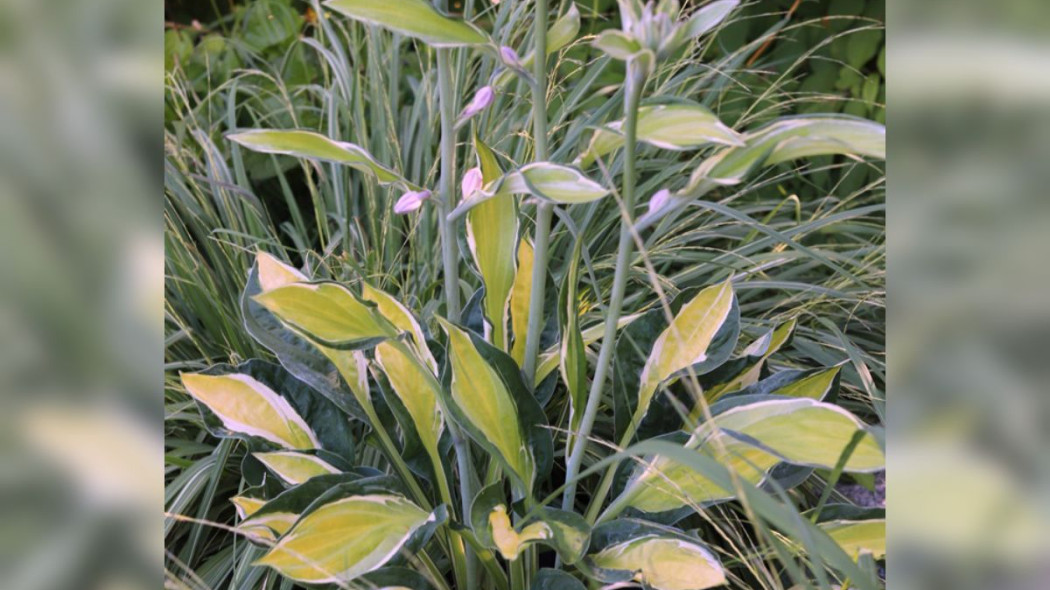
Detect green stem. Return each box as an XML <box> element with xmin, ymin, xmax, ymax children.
<box><xmin>437</xmin><ymin>47</ymin><xmax>461</xmax><ymax>322</ymax></box>
<box><xmin>510</xmin><ymin>555</ymin><xmax>527</xmax><ymax>590</ymax></box>
<box><xmin>521</xmin><ymin>0</ymin><xmax>551</xmax><ymax>383</ymax></box>
<box><xmin>365</xmin><ymin>404</ymin><xmax>432</xmax><ymax>510</ymax></box>
<box><xmin>561</xmin><ymin>63</ymin><xmax>647</xmax><ymax>513</ymax></box>
<box><xmin>583</xmin><ymin>421</ymin><xmax>637</xmax><ymax>523</ymax></box>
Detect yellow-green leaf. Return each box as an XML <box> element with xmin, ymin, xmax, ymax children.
<box><xmin>323</xmin><ymin>0</ymin><xmax>489</xmax><ymax>47</ymax></box>
<box><xmin>256</xmin><ymin>251</ymin><xmax>307</xmax><ymax>292</ymax></box>
<box><xmin>534</xmin><ymin>313</ymin><xmax>643</xmax><ymax>387</ymax></box>
<box><xmin>591</xmin><ymin>535</ymin><xmax>727</xmax><ymax>590</ymax></box>
<box><xmin>254</xmin><ymin>282</ymin><xmax>398</xmax><ymax>348</ymax></box>
<box><xmin>509</xmin><ymin>238</ymin><xmax>534</xmax><ymax>365</ymax></box>
<box><xmin>228</xmin><ymin>129</ymin><xmax>406</xmax><ymax>186</ymax></box>
<box><xmin>255</xmin><ymin>494</ymin><xmax>435</xmax><ymax>584</ymax></box>
<box><xmin>467</xmin><ymin>135</ymin><xmax>518</xmax><ymax>350</ymax></box>
<box><xmin>180</xmin><ymin>373</ymin><xmax>318</xmax><ymax>450</ymax></box>
<box><xmin>254</xmin><ymin>451</ymin><xmax>340</xmax><ymax>485</ymax></box>
<box><xmin>374</xmin><ymin>342</ymin><xmax>444</xmax><ymax>454</ymax></box>
<box><xmin>239</xmin><ymin>511</ymin><xmax>298</xmax><ymax>544</ymax></box>
<box><xmin>438</xmin><ymin>318</ymin><xmax>534</xmax><ymax>487</ymax></box>
<box><xmin>819</xmin><ymin>519</ymin><xmax>886</xmax><ymax>560</ymax></box>
<box><xmin>686</xmin><ymin>115</ymin><xmax>885</xmax><ymax>191</ymax></box>
<box><xmin>637</xmin><ymin>281</ymin><xmax>735</xmax><ymax>423</ymax></box>
<box><xmin>579</xmin><ymin>104</ymin><xmax>743</xmax><ymax>167</ymax></box>
<box><xmin>489</xmin><ymin>505</ymin><xmax>551</xmax><ymax>561</ymax></box>
<box><xmin>774</xmin><ymin>365</ymin><xmax>841</xmax><ymax>399</ymax></box>
<box><xmin>231</xmin><ymin>495</ymin><xmax>267</xmax><ymax>519</ymax></box>
<box><xmin>625</xmin><ymin>398</ymin><xmax>884</xmax><ymax>512</ymax></box>
<box><xmin>361</xmin><ymin>283</ymin><xmax>437</xmax><ymax>371</ymax></box>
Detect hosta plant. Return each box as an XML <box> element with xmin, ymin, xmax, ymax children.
<box><xmin>171</xmin><ymin>1</ymin><xmax>886</xmax><ymax>589</ymax></box>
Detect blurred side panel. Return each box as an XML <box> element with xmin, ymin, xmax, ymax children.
<box><xmin>0</xmin><ymin>0</ymin><xmax>163</xmax><ymax>588</ymax></box>
<box><xmin>889</xmin><ymin>0</ymin><xmax>1050</xmax><ymax>588</ymax></box>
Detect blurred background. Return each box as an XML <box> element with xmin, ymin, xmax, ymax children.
<box><xmin>0</xmin><ymin>0</ymin><xmax>1045</xmax><ymax>588</ymax></box>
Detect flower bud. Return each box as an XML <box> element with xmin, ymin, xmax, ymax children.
<box><xmin>499</xmin><ymin>46</ymin><xmax>521</xmax><ymax>68</ymax></box>
<box><xmin>459</xmin><ymin>86</ymin><xmax>495</xmax><ymax>123</ymax></box>
<box><xmin>647</xmin><ymin>188</ymin><xmax>672</xmax><ymax>214</ymax></box>
<box><xmin>393</xmin><ymin>189</ymin><xmax>432</xmax><ymax>214</ymax></box>
<box><xmin>461</xmin><ymin>167</ymin><xmax>484</xmax><ymax>200</ymax></box>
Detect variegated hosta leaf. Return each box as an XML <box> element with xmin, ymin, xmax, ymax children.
<box><xmin>636</xmin><ymin>280</ymin><xmax>735</xmax><ymax>424</ymax></box>
<box><xmin>559</xmin><ymin>238</ymin><xmax>587</xmax><ymax>444</ymax></box>
<box><xmin>323</xmin><ymin>0</ymin><xmax>489</xmax><ymax>47</ymax></box>
<box><xmin>361</xmin><ymin>283</ymin><xmax>437</xmax><ymax>371</ymax></box>
<box><xmin>255</xmin><ymin>494</ymin><xmax>436</xmax><ymax>584</ymax></box>
<box><xmin>228</xmin><ymin>129</ymin><xmax>408</xmax><ymax>187</ymax></box>
<box><xmin>467</xmin><ymin>135</ymin><xmax>518</xmax><ymax>351</ymax></box>
<box><xmin>698</xmin><ymin>319</ymin><xmax>797</xmax><ymax>405</ymax></box>
<box><xmin>374</xmin><ymin>342</ymin><xmax>444</xmax><ymax>455</ymax></box>
<box><xmin>624</xmin><ymin>398</ymin><xmax>884</xmax><ymax>513</ymax></box>
<box><xmin>256</xmin><ymin>251</ymin><xmax>307</xmax><ymax>292</ymax></box>
<box><xmin>589</xmin><ymin>535</ymin><xmax>727</xmax><ymax>590</ymax></box>
<box><xmin>254</xmin><ymin>451</ymin><xmax>341</xmax><ymax>485</ymax></box>
<box><xmin>685</xmin><ymin>115</ymin><xmax>886</xmax><ymax>192</ymax></box>
<box><xmin>490</xmin><ymin>505</ymin><xmax>551</xmax><ymax>561</ymax></box>
<box><xmin>593</xmin><ymin>29</ymin><xmax>642</xmax><ymax>60</ymax></box>
<box><xmin>774</xmin><ymin>365</ymin><xmax>842</xmax><ymax>399</ymax></box>
<box><xmin>509</xmin><ymin>238</ymin><xmax>534</xmax><ymax>365</ymax></box>
<box><xmin>231</xmin><ymin>495</ymin><xmax>267</xmax><ymax>519</ymax></box>
<box><xmin>239</xmin><ymin>511</ymin><xmax>299</xmax><ymax>544</ymax></box>
<box><xmin>578</xmin><ymin>103</ymin><xmax>743</xmax><ymax>167</ymax></box>
<box><xmin>254</xmin><ymin>282</ymin><xmax>399</xmax><ymax>349</ymax></box>
<box><xmin>180</xmin><ymin>373</ymin><xmax>318</xmax><ymax>450</ymax></box>
<box><xmin>438</xmin><ymin>318</ymin><xmax>535</xmax><ymax>489</ymax></box>
<box><xmin>820</xmin><ymin>519</ymin><xmax>886</xmax><ymax>560</ymax></box>
<box><xmin>453</xmin><ymin>163</ymin><xmax>609</xmax><ymax>218</ymax></box>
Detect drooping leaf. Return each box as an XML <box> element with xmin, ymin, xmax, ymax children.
<box><xmin>254</xmin><ymin>451</ymin><xmax>341</xmax><ymax>485</ymax></box>
<box><xmin>685</xmin><ymin>115</ymin><xmax>885</xmax><ymax>191</ymax></box>
<box><xmin>635</xmin><ymin>280</ymin><xmax>735</xmax><ymax>425</ymax></box>
<box><xmin>255</xmin><ymin>494</ymin><xmax>438</xmax><ymax>584</ymax></box>
<box><xmin>228</xmin><ymin>129</ymin><xmax>408</xmax><ymax>186</ymax></box>
<box><xmin>586</xmin><ymin>524</ymin><xmax>727</xmax><ymax>590</ymax></box>
<box><xmin>579</xmin><ymin>103</ymin><xmax>743</xmax><ymax>166</ymax></box>
<box><xmin>323</xmin><ymin>0</ymin><xmax>489</xmax><ymax>47</ymax></box>
<box><xmin>437</xmin><ymin>318</ymin><xmax>535</xmax><ymax>491</ymax></box>
<box><xmin>622</xmin><ymin>397</ymin><xmax>885</xmax><ymax>513</ymax></box>
<box><xmin>254</xmin><ymin>282</ymin><xmax>399</xmax><ymax>349</ymax></box>
<box><xmin>256</xmin><ymin>251</ymin><xmax>307</xmax><ymax>292</ymax></box>
<box><xmin>509</xmin><ymin>238</ymin><xmax>534</xmax><ymax>365</ymax></box>
<box><xmin>467</xmin><ymin>135</ymin><xmax>518</xmax><ymax>350</ymax></box>
<box><xmin>180</xmin><ymin>372</ymin><xmax>319</xmax><ymax>450</ymax></box>
<box><xmin>470</xmin><ymin>482</ymin><xmax>590</xmax><ymax>563</ymax></box>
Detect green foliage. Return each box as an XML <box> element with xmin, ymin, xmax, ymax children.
<box><xmin>165</xmin><ymin>1</ymin><xmax>886</xmax><ymax>589</ymax></box>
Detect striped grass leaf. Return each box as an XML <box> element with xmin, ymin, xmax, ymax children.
<box><xmin>323</xmin><ymin>0</ymin><xmax>489</xmax><ymax>47</ymax></box>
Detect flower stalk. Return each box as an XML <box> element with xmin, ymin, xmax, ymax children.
<box><xmin>521</xmin><ymin>0</ymin><xmax>551</xmax><ymax>384</ymax></box>
<box><xmin>561</xmin><ymin>58</ymin><xmax>649</xmax><ymax>513</ymax></box>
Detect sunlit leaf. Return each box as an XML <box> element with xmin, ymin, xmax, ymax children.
<box><xmin>255</xmin><ymin>494</ymin><xmax>437</xmax><ymax>583</ymax></box>
<box><xmin>466</xmin><ymin>135</ymin><xmax>518</xmax><ymax>350</ymax></box>
<box><xmin>254</xmin><ymin>451</ymin><xmax>341</xmax><ymax>485</ymax></box>
<box><xmin>509</xmin><ymin>238</ymin><xmax>534</xmax><ymax>365</ymax></box>
<box><xmin>438</xmin><ymin>318</ymin><xmax>535</xmax><ymax>490</ymax></box>
<box><xmin>323</xmin><ymin>0</ymin><xmax>489</xmax><ymax>47</ymax></box>
<box><xmin>256</xmin><ymin>251</ymin><xmax>307</xmax><ymax>292</ymax></box>
<box><xmin>361</xmin><ymin>283</ymin><xmax>437</xmax><ymax>371</ymax></box>
<box><xmin>374</xmin><ymin>342</ymin><xmax>444</xmax><ymax>456</ymax></box>
<box><xmin>636</xmin><ymin>280</ymin><xmax>735</xmax><ymax>424</ymax></box>
<box><xmin>228</xmin><ymin>129</ymin><xmax>407</xmax><ymax>186</ymax></box>
<box><xmin>180</xmin><ymin>372</ymin><xmax>319</xmax><ymax>450</ymax></box>
<box><xmin>254</xmin><ymin>282</ymin><xmax>399</xmax><ymax>349</ymax></box>
<box><xmin>579</xmin><ymin>103</ymin><xmax>743</xmax><ymax>166</ymax></box>
<box><xmin>231</xmin><ymin>495</ymin><xmax>267</xmax><ymax>519</ymax></box>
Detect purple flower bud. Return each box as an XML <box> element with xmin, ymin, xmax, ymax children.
<box><xmin>499</xmin><ymin>46</ymin><xmax>521</xmax><ymax>68</ymax></box>
<box><xmin>647</xmin><ymin>188</ymin><xmax>672</xmax><ymax>214</ymax></box>
<box><xmin>394</xmin><ymin>189</ymin><xmax>432</xmax><ymax>214</ymax></box>
<box><xmin>459</xmin><ymin>86</ymin><xmax>495</xmax><ymax>122</ymax></box>
<box><xmin>461</xmin><ymin>167</ymin><xmax>484</xmax><ymax>200</ymax></box>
